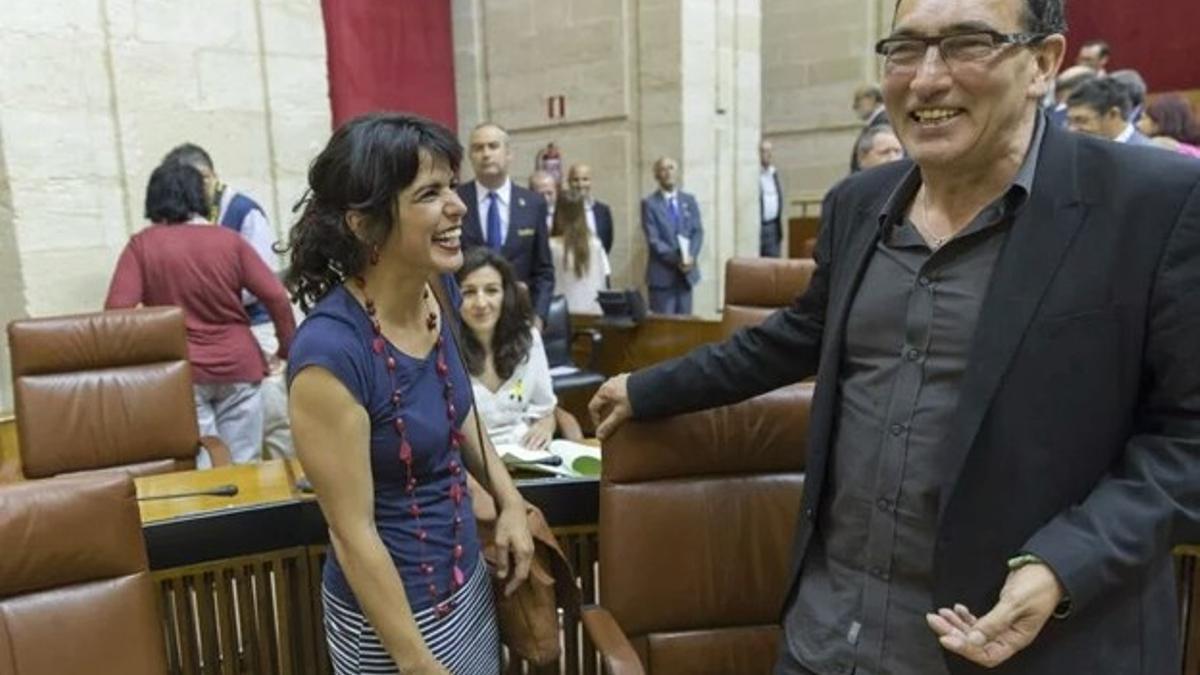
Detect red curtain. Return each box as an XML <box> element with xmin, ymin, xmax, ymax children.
<box><xmin>321</xmin><ymin>0</ymin><xmax>458</xmax><ymax>130</ymax></box>
<box><xmin>1066</xmin><ymin>1</ymin><xmax>1200</xmax><ymax>93</ymax></box>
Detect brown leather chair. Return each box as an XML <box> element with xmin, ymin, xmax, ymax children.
<box><xmin>720</xmin><ymin>257</ymin><xmax>816</xmax><ymax>337</ymax></box>
<box><xmin>583</xmin><ymin>383</ymin><xmax>812</xmax><ymax>675</ymax></box>
<box><xmin>0</xmin><ymin>473</ymin><xmax>169</xmax><ymax>674</ymax></box>
<box><xmin>7</xmin><ymin>307</ymin><xmax>230</xmax><ymax>478</ymax></box>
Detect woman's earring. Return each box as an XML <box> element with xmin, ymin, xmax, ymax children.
<box><xmin>369</xmin><ymin>245</ymin><xmax>381</xmax><ymax>266</ymax></box>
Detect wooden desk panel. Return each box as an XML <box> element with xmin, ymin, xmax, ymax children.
<box><xmin>573</xmin><ymin>314</ymin><xmax>724</xmax><ymax>375</ymax></box>
<box><xmin>0</xmin><ymin>416</ymin><xmax>20</xmax><ymax>484</ymax></box>
<box><xmin>787</xmin><ymin>215</ymin><xmax>821</xmax><ymax>259</ymax></box>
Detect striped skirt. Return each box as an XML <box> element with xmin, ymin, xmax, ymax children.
<box><xmin>322</xmin><ymin>557</ymin><xmax>501</xmax><ymax>674</ymax></box>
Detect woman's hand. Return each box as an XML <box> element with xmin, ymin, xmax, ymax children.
<box><xmin>493</xmin><ymin>504</ymin><xmax>535</xmax><ymax>596</ymax></box>
<box><xmin>521</xmin><ymin>415</ymin><xmax>555</xmax><ymax>452</ymax></box>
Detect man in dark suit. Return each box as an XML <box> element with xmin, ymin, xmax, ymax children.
<box><xmin>759</xmin><ymin>140</ymin><xmax>784</xmax><ymax>257</ymax></box>
<box><xmin>850</xmin><ymin>84</ymin><xmax>891</xmax><ymax>172</ymax></box>
<box><xmin>566</xmin><ymin>163</ymin><xmax>614</xmax><ymax>253</ymax></box>
<box><xmin>458</xmin><ymin>122</ymin><xmax>555</xmax><ymax>320</ymax></box>
<box><xmin>590</xmin><ymin>0</ymin><xmax>1200</xmax><ymax>673</ymax></box>
<box><xmin>641</xmin><ymin>157</ymin><xmax>702</xmax><ymax>315</ymax></box>
<box><xmin>1066</xmin><ymin>77</ymin><xmax>1156</xmax><ymax>147</ymax></box>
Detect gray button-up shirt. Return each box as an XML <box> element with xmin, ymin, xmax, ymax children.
<box><xmin>785</xmin><ymin>116</ymin><xmax>1044</xmax><ymax>675</ymax></box>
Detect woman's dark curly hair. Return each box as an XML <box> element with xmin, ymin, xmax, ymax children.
<box><xmin>282</xmin><ymin>113</ymin><xmax>462</xmax><ymax>312</ymax></box>
<box><xmin>455</xmin><ymin>248</ymin><xmax>534</xmax><ymax>381</ymax></box>
<box><xmin>144</xmin><ymin>162</ymin><xmax>208</xmax><ymax>224</ymax></box>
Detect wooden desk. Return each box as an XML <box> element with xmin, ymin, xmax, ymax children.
<box><xmin>134</xmin><ymin>461</ymin><xmax>600</xmax><ymax>675</ymax></box>
<box><xmin>137</xmin><ymin>459</ymin><xmax>301</xmax><ymax>524</ymax></box>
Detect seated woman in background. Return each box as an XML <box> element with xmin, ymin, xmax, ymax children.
<box><xmin>458</xmin><ymin>248</ymin><xmax>565</xmax><ymax>453</ymax></box>
<box><xmin>549</xmin><ymin>189</ymin><xmax>609</xmax><ymax>315</ymax></box>
<box><xmin>1139</xmin><ymin>95</ymin><xmax>1200</xmax><ymax>158</ymax></box>
<box><xmin>105</xmin><ymin>162</ymin><xmax>295</xmax><ymax>467</ymax></box>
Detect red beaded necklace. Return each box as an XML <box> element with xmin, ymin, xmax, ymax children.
<box><xmin>354</xmin><ymin>275</ymin><xmax>469</xmax><ymax>619</ymax></box>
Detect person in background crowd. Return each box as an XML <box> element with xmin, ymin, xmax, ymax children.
<box><xmin>529</xmin><ymin>170</ymin><xmax>558</xmax><ymax>229</ymax></box>
<box><xmin>163</xmin><ymin>143</ymin><xmax>295</xmax><ymax>458</ymax></box>
<box><xmin>458</xmin><ymin>123</ymin><xmax>555</xmax><ymax>324</ymax></box>
<box><xmin>285</xmin><ymin>113</ymin><xmax>532</xmax><ymax>674</ymax></box>
<box><xmin>759</xmin><ymin>139</ymin><xmax>785</xmax><ymax>257</ymax></box>
<box><xmin>850</xmin><ymin>84</ymin><xmax>891</xmax><ymax>172</ymax></box>
<box><xmin>1047</xmin><ymin>65</ymin><xmax>1098</xmax><ymax>127</ymax></box>
<box><xmin>549</xmin><ymin>189</ymin><xmax>609</xmax><ymax>315</ymax></box>
<box><xmin>1066</xmin><ymin>77</ymin><xmax>1155</xmax><ymax>145</ymax></box>
<box><xmin>1075</xmin><ymin>38</ymin><xmax>1110</xmax><ymax>74</ymax></box>
<box><xmin>1109</xmin><ymin>69</ymin><xmax>1147</xmax><ymax>122</ymax></box>
<box><xmin>105</xmin><ymin>162</ymin><xmax>295</xmax><ymax>467</ymax></box>
<box><xmin>592</xmin><ymin>0</ymin><xmax>1200</xmax><ymax>672</ymax></box>
<box><xmin>566</xmin><ymin>163</ymin><xmax>615</xmax><ymax>254</ymax></box>
<box><xmin>641</xmin><ymin>157</ymin><xmax>703</xmax><ymax>316</ymax></box>
<box><xmin>855</xmin><ymin>125</ymin><xmax>905</xmax><ymax>171</ymax></box>
<box><xmin>1140</xmin><ymin>95</ymin><xmax>1200</xmax><ymax>158</ymax></box>
<box><xmin>457</xmin><ymin>248</ymin><xmax>560</xmax><ymax>453</ymax></box>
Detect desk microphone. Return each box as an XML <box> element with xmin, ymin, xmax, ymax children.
<box><xmin>137</xmin><ymin>484</ymin><xmax>239</xmax><ymax>501</ymax></box>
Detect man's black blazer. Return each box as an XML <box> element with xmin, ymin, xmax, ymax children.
<box><xmin>628</xmin><ymin>121</ymin><xmax>1200</xmax><ymax>674</ymax></box>
<box><xmin>592</xmin><ymin>199</ymin><xmax>614</xmax><ymax>253</ymax></box>
<box><xmin>458</xmin><ymin>180</ymin><xmax>555</xmax><ymax>318</ymax></box>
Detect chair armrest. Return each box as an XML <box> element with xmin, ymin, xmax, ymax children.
<box><xmin>581</xmin><ymin>605</ymin><xmax>644</xmax><ymax>675</ymax></box>
<box><xmin>198</xmin><ymin>436</ymin><xmax>233</xmax><ymax>467</ymax></box>
<box><xmin>570</xmin><ymin>328</ymin><xmax>603</xmax><ymax>371</ymax></box>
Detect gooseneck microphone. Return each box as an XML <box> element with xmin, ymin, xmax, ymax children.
<box><xmin>137</xmin><ymin>484</ymin><xmax>239</xmax><ymax>500</ymax></box>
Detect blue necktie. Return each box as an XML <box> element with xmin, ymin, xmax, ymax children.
<box><xmin>667</xmin><ymin>196</ymin><xmax>681</xmax><ymax>232</ymax></box>
<box><xmin>486</xmin><ymin>192</ymin><xmax>502</xmax><ymax>251</ymax></box>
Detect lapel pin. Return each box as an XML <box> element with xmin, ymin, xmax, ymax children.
<box><xmin>518</xmin><ymin>197</ymin><xmax>526</xmax><ymax>207</ymax></box>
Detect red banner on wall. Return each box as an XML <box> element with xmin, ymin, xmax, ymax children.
<box><xmin>321</xmin><ymin>0</ymin><xmax>458</xmax><ymax>131</ymax></box>
<box><xmin>1066</xmin><ymin>0</ymin><xmax>1200</xmax><ymax>93</ymax></box>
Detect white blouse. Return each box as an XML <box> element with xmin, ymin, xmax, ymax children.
<box><xmin>550</xmin><ymin>236</ymin><xmax>609</xmax><ymax>315</ymax></box>
<box><xmin>470</xmin><ymin>328</ymin><xmax>558</xmax><ymax>448</ymax></box>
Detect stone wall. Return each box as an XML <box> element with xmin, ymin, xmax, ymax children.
<box><xmin>0</xmin><ymin>0</ymin><xmax>330</xmax><ymax>413</ymax></box>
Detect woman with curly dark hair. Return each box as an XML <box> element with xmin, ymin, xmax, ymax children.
<box><xmin>456</xmin><ymin>248</ymin><xmax>558</xmax><ymax>453</ymax></box>
<box><xmin>283</xmin><ymin>113</ymin><xmax>532</xmax><ymax>675</ymax></box>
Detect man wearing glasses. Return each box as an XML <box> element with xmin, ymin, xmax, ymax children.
<box><xmin>590</xmin><ymin>0</ymin><xmax>1200</xmax><ymax>673</ymax></box>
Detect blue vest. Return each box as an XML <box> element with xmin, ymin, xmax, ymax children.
<box><xmin>219</xmin><ymin>193</ymin><xmax>271</xmax><ymax>325</ymax></box>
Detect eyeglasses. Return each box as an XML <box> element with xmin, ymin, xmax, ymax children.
<box><xmin>875</xmin><ymin>30</ymin><xmax>1046</xmax><ymax>74</ymax></box>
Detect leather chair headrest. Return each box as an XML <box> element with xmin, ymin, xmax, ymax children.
<box><xmin>0</xmin><ymin>473</ymin><xmax>146</xmax><ymax>598</ymax></box>
<box><xmin>724</xmin><ymin>258</ymin><xmax>816</xmax><ymax>308</ymax></box>
<box><xmin>604</xmin><ymin>383</ymin><xmax>812</xmax><ymax>482</ymax></box>
<box><xmin>9</xmin><ymin>307</ymin><xmax>187</xmax><ymax>376</ymax></box>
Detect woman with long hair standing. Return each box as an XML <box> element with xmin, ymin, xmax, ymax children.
<box><xmin>284</xmin><ymin>113</ymin><xmax>533</xmax><ymax>674</ymax></box>
<box><xmin>549</xmin><ymin>189</ymin><xmax>609</xmax><ymax>315</ymax></box>
<box><xmin>105</xmin><ymin>162</ymin><xmax>295</xmax><ymax>466</ymax></box>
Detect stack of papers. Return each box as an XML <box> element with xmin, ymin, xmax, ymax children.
<box><xmin>496</xmin><ymin>440</ymin><xmax>601</xmax><ymax>478</ymax></box>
